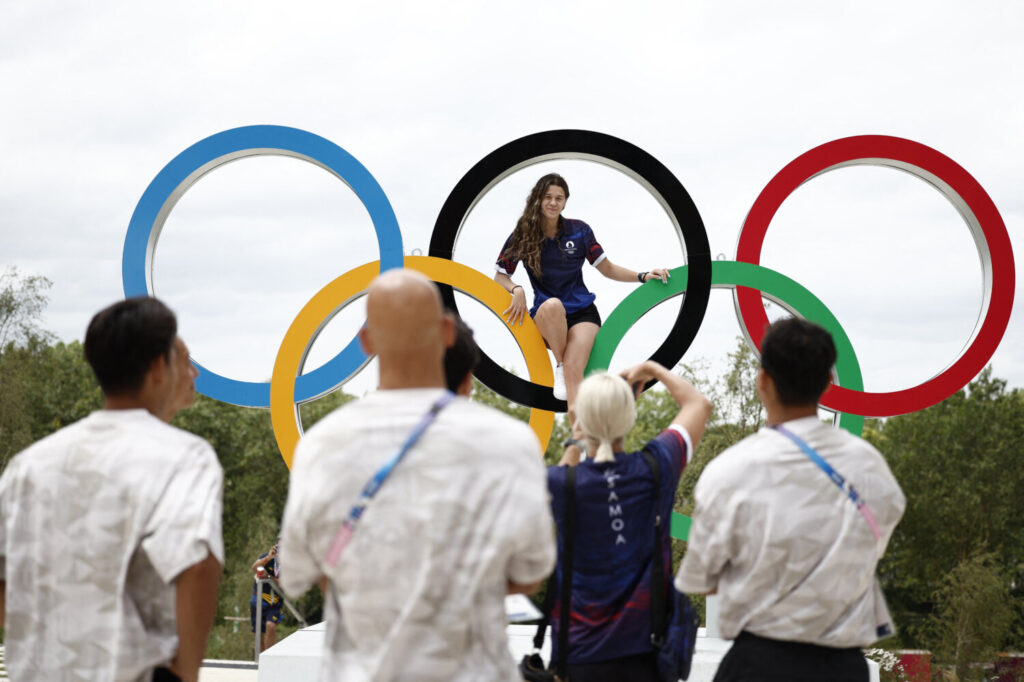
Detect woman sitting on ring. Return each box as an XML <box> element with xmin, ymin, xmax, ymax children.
<box><xmin>494</xmin><ymin>173</ymin><xmax>670</xmax><ymax>409</ymax></box>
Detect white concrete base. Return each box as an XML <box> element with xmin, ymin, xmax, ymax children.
<box><xmin>199</xmin><ymin>660</ymin><xmax>258</xmax><ymax>682</ymax></box>
<box><xmin>259</xmin><ymin>622</ymin><xmax>880</xmax><ymax>681</ymax></box>
<box><xmin>258</xmin><ymin>621</ymin><xmax>325</xmax><ymax>682</ymax></box>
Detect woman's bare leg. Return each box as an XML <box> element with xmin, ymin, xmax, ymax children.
<box><xmin>563</xmin><ymin>322</ymin><xmax>600</xmax><ymax>412</ymax></box>
<box><xmin>533</xmin><ymin>298</ymin><xmax>568</xmax><ymax>364</ymax></box>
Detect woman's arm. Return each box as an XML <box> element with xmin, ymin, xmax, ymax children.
<box><xmin>557</xmin><ymin>416</ymin><xmax>588</xmax><ymax>466</ymax></box>
<box><xmin>494</xmin><ymin>272</ymin><xmax>528</xmax><ymax>326</ymax></box>
<box><xmin>251</xmin><ymin>546</ymin><xmax>276</xmax><ymax>572</ymax></box>
<box><xmin>594</xmin><ymin>258</ymin><xmax>670</xmax><ymax>284</ymax></box>
<box><xmin>620</xmin><ymin>361</ymin><xmax>713</xmax><ymax>450</ymax></box>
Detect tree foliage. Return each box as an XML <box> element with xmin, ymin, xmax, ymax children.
<box><xmin>674</xmin><ymin>337</ymin><xmax>764</xmax><ymax>515</ymax></box>
<box><xmin>868</xmin><ymin>368</ymin><xmax>1024</xmax><ymax>652</ymax></box>
<box><xmin>0</xmin><ymin>267</ymin><xmax>54</xmax><ymax>349</ymax></box>
<box><xmin>0</xmin><ymin>340</ymin><xmax>102</xmax><ymax>468</ymax></box>
<box><xmin>930</xmin><ymin>553</ymin><xmax>1014</xmax><ymax>679</ymax></box>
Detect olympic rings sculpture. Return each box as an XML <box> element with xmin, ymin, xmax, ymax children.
<box><xmin>123</xmin><ymin>125</ymin><xmax>1015</xmax><ymax>505</ymax></box>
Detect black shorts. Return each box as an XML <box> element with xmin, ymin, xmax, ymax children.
<box><xmin>565</xmin><ymin>303</ymin><xmax>602</xmax><ymax>330</ymax></box>
<box><xmin>251</xmin><ymin>600</ymin><xmax>284</xmax><ymax>632</ymax></box>
<box><xmin>713</xmin><ymin>631</ymin><xmax>868</xmax><ymax>682</ymax></box>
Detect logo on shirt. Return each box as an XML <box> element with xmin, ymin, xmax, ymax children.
<box><xmin>604</xmin><ymin>470</ymin><xmax>627</xmax><ymax>545</ymax></box>
<box><xmin>564</xmin><ymin>240</ymin><xmax>577</xmax><ymax>255</ymax></box>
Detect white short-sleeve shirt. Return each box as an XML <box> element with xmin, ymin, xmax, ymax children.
<box><xmin>0</xmin><ymin>409</ymin><xmax>224</xmax><ymax>682</ymax></box>
<box><xmin>675</xmin><ymin>416</ymin><xmax>905</xmax><ymax>648</ymax></box>
<box><xmin>280</xmin><ymin>389</ymin><xmax>556</xmax><ymax>682</ymax></box>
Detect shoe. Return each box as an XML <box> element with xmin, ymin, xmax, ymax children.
<box><xmin>553</xmin><ymin>364</ymin><xmax>567</xmax><ymax>401</ymax></box>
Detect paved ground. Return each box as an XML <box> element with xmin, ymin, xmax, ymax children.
<box><xmin>0</xmin><ymin>650</ymin><xmax>253</xmax><ymax>681</ymax></box>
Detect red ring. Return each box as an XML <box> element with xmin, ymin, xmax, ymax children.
<box><xmin>735</xmin><ymin>135</ymin><xmax>1014</xmax><ymax>417</ymax></box>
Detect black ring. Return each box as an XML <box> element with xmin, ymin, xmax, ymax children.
<box><xmin>429</xmin><ymin>129</ymin><xmax>712</xmax><ymax>412</ymax></box>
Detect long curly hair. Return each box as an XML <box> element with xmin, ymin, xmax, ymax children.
<box><xmin>502</xmin><ymin>173</ymin><xmax>570</xmax><ymax>277</ymax></box>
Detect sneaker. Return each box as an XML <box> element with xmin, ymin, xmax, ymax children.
<box><xmin>553</xmin><ymin>363</ymin><xmax>567</xmax><ymax>401</ymax></box>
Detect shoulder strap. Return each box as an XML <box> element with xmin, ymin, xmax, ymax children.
<box><xmin>556</xmin><ymin>465</ymin><xmax>577</xmax><ymax>676</ymax></box>
<box><xmin>531</xmin><ymin>464</ymin><xmax>577</xmax><ymax>674</ymax></box>
<box><xmin>770</xmin><ymin>424</ymin><xmax>883</xmax><ymax>542</ymax></box>
<box><xmin>530</xmin><ymin>576</ymin><xmax>555</xmax><ymax>651</ymax></box>
<box><xmin>325</xmin><ymin>392</ymin><xmax>455</xmax><ymax>567</ymax></box>
<box><xmin>641</xmin><ymin>450</ymin><xmax>667</xmax><ymax>648</ymax></box>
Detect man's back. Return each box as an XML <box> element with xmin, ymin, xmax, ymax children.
<box><xmin>280</xmin><ymin>389</ymin><xmax>556</xmax><ymax>682</ymax></box>
<box><xmin>677</xmin><ymin>416</ymin><xmax>905</xmax><ymax>648</ymax></box>
<box><xmin>0</xmin><ymin>409</ymin><xmax>224</xmax><ymax>682</ymax></box>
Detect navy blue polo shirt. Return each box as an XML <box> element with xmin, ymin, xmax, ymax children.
<box><xmin>546</xmin><ymin>427</ymin><xmax>690</xmax><ymax>665</ymax></box>
<box><xmin>496</xmin><ymin>218</ymin><xmax>605</xmax><ymax>316</ymax></box>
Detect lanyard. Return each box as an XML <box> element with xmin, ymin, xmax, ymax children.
<box><xmin>770</xmin><ymin>424</ymin><xmax>882</xmax><ymax>542</ymax></box>
<box><xmin>325</xmin><ymin>391</ymin><xmax>455</xmax><ymax>567</ymax></box>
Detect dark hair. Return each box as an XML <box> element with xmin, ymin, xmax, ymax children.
<box><xmin>84</xmin><ymin>297</ymin><xmax>178</xmax><ymax>395</ymax></box>
<box><xmin>443</xmin><ymin>316</ymin><xmax>479</xmax><ymax>393</ymax></box>
<box><xmin>760</xmin><ymin>318</ymin><xmax>837</xmax><ymax>406</ymax></box>
<box><xmin>501</xmin><ymin>173</ymin><xmax>570</xmax><ymax>277</ymax></box>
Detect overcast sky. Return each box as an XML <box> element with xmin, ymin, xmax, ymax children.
<box><xmin>2</xmin><ymin>1</ymin><xmax>1021</xmax><ymax>416</ymax></box>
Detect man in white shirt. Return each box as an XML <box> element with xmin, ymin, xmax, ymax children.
<box><xmin>279</xmin><ymin>269</ymin><xmax>556</xmax><ymax>682</ymax></box>
<box><xmin>676</xmin><ymin>318</ymin><xmax>905</xmax><ymax>682</ymax></box>
<box><xmin>0</xmin><ymin>297</ymin><xmax>223</xmax><ymax>682</ymax></box>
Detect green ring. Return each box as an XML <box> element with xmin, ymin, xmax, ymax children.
<box><xmin>586</xmin><ymin>260</ymin><xmax>865</xmax><ymax>541</ymax></box>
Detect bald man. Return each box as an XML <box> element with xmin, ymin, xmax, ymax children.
<box><xmin>279</xmin><ymin>270</ymin><xmax>556</xmax><ymax>682</ymax></box>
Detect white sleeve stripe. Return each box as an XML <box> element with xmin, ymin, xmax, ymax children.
<box><xmin>591</xmin><ymin>253</ymin><xmax>607</xmax><ymax>267</ymax></box>
<box><xmin>668</xmin><ymin>424</ymin><xmax>693</xmax><ymax>466</ymax></box>
<box><xmin>494</xmin><ymin>264</ymin><xmax>510</xmax><ymax>275</ymax></box>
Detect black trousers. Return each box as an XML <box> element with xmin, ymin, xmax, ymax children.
<box><xmin>567</xmin><ymin>652</ymin><xmax>659</xmax><ymax>682</ymax></box>
<box><xmin>713</xmin><ymin>631</ymin><xmax>868</xmax><ymax>682</ymax></box>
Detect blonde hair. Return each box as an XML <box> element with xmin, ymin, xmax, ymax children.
<box><xmin>574</xmin><ymin>372</ymin><xmax>636</xmax><ymax>463</ymax></box>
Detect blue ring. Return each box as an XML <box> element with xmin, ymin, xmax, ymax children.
<box><xmin>122</xmin><ymin>125</ymin><xmax>403</xmax><ymax>407</ymax></box>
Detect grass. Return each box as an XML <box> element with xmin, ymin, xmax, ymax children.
<box><xmin>205</xmin><ymin>619</ymin><xmax>305</xmax><ymax>661</ymax></box>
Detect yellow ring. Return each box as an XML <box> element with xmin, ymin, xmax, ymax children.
<box><xmin>270</xmin><ymin>255</ymin><xmax>556</xmax><ymax>468</ymax></box>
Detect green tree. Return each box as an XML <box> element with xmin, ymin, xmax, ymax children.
<box><xmin>674</xmin><ymin>337</ymin><xmax>764</xmax><ymax>516</ymax></box>
<box><xmin>0</xmin><ymin>340</ymin><xmax>102</xmax><ymax>467</ymax></box>
<box><xmin>667</xmin><ymin>338</ymin><xmax>766</xmax><ymax>624</ymax></box>
<box><xmin>0</xmin><ymin>267</ymin><xmax>54</xmax><ymax>348</ymax></box>
<box><xmin>933</xmin><ymin>548</ymin><xmax>1011</xmax><ymax>675</ymax></box>
<box><xmin>930</xmin><ymin>553</ymin><xmax>1014</xmax><ymax>679</ymax></box>
<box><xmin>869</xmin><ymin>369</ymin><xmax>1024</xmax><ymax>651</ymax></box>
<box><xmin>0</xmin><ymin>269</ymin><xmax>67</xmax><ymax>466</ymax></box>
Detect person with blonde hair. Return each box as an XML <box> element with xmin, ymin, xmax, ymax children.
<box><xmin>544</xmin><ymin>361</ymin><xmax>712</xmax><ymax>681</ymax></box>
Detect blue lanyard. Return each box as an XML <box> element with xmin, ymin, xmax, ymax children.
<box><xmin>325</xmin><ymin>391</ymin><xmax>455</xmax><ymax>566</ymax></box>
<box><xmin>770</xmin><ymin>424</ymin><xmax>882</xmax><ymax>542</ymax></box>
